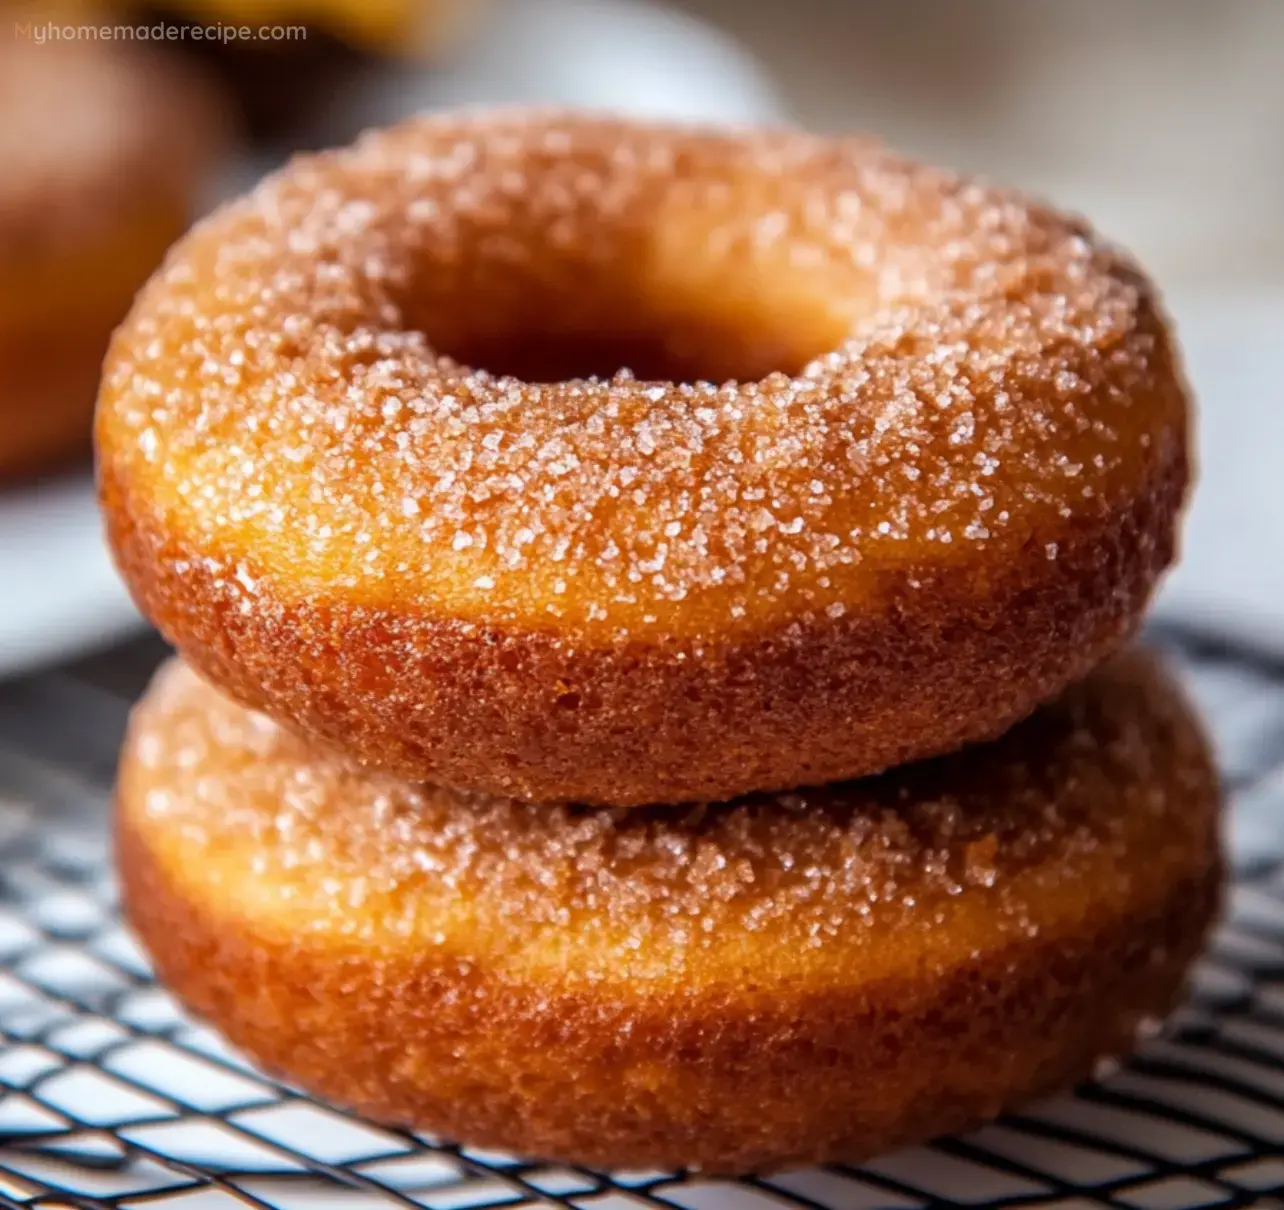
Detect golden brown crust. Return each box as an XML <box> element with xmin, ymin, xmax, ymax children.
<box><xmin>104</xmin><ymin>455</ymin><xmax>1181</xmax><ymax>802</ymax></box>
<box><xmin>0</xmin><ymin>39</ymin><xmax>226</xmax><ymax>481</ymax></box>
<box><xmin>98</xmin><ymin>110</ymin><xmax>1191</xmax><ymax>803</ymax></box>
<box><xmin>117</xmin><ymin>652</ymin><xmax>1222</xmax><ymax>1172</ymax></box>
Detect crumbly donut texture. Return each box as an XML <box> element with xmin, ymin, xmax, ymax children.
<box><xmin>117</xmin><ymin>652</ymin><xmax>1221</xmax><ymax>1173</ymax></box>
<box><xmin>99</xmin><ymin>110</ymin><xmax>1190</xmax><ymax>804</ymax></box>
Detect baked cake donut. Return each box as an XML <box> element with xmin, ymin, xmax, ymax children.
<box><xmin>98</xmin><ymin>111</ymin><xmax>1191</xmax><ymax>805</ymax></box>
<box><xmin>117</xmin><ymin>651</ymin><xmax>1221</xmax><ymax>1173</ymax></box>
<box><xmin>0</xmin><ymin>38</ymin><xmax>225</xmax><ymax>481</ymax></box>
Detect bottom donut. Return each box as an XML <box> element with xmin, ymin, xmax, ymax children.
<box><xmin>116</xmin><ymin>653</ymin><xmax>1222</xmax><ymax>1174</ymax></box>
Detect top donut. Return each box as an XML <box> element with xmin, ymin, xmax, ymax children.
<box><xmin>97</xmin><ymin>110</ymin><xmax>1191</xmax><ymax>806</ymax></box>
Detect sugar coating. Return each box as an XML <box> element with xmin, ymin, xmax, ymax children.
<box><xmin>0</xmin><ymin>39</ymin><xmax>223</xmax><ymax>259</ymax></box>
<box><xmin>100</xmin><ymin>109</ymin><xmax>1187</xmax><ymax>638</ymax></box>
<box><xmin>124</xmin><ymin>654</ymin><xmax>1217</xmax><ymax>981</ymax></box>
<box><xmin>118</xmin><ymin>652</ymin><xmax>1221</xmax><ymax>1172</ymax></box>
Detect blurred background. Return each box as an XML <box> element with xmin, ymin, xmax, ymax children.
<box><xmin>2</xmin><ymin>0</ymin><xmax>1282</xmax><ymax>692</ymax></box>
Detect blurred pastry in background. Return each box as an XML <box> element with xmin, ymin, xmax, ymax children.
<box><xmin>125</xmin><ymin>0</ymin><xmax>482</xmax><ymax>140</ymax></box>
<box><xmin>0</xmin><ymin>37</ymin><xmax>227</xmax><ymax>483</ymax></box>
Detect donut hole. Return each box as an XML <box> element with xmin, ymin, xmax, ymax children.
<box><xmin>399</xmin><ymin>220</ymin><xmax>861</xmax><ymax>385</ymax></box>
<box><xmin>422</xmin><ymin>288</ymin><xmax>849</xmax><ymax>385</ymax></box>
<box><xmin>432</xmin><ymin>325</ymin><xmax>771</xmax><ymax>386</ymax></box>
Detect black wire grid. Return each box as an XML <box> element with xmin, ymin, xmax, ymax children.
<box><xmin>1</xmin><ymin>633</ymin><xmax>1282</xmax><ymax>1210</ymax></box>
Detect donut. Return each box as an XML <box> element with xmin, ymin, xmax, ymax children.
<box><xmin>0</xmin><ymin>38</ymin><xmax>225</xmax><ymax>482</ymax></box>
<box><xmin>117</xmin><ymin>651</ymin><xmax>1221</xmax><ymax>1173</ymax></box>
<box><xmin>98</xmin><ymin>111</ymin><xmax>1191</xmax><ymax>806</ymax></box>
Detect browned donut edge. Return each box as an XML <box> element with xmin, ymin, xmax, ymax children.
<box><xmin>100</xmin><ymin>439</ymin><xmax>1186</xmax><ymax>805</ymax></box>
<box><xmin>117</xmin><ymin>803</ymin><xmax>1220</xmax><ymax>1174</ymax></box>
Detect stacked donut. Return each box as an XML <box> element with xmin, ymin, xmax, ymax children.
<box><xmin>99</xmin><ymin>111</ymin><xmax>1221</xmax><ymax>1173</ymax></box>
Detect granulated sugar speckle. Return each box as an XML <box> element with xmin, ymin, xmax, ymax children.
<box><xmin>100</xmin><ymin>110</ymin><xmax>1185</xmax><ymax>639</ymax></box>
<box><xmin>122</xmin><ymin>654</ymin><xmax>1215</xmax><ymax>981</ymax></box>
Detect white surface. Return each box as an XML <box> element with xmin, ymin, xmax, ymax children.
<box><xmin>0</xmin><ymin>474</ymin><xmax>140</xmax><ymax>679</ymax></box>
<box><xmin>328</xmin><ymin>0</ymin><xmax>784</xmax><ymax>129</ymax></box>
<box><xmin>1156</xmin><ymin>291</ymin><xmax>1284</xmax><ymax>656</ymax></box>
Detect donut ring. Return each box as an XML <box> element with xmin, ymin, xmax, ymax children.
<box><xmin>99</xmin><ymin>111</ymin><xmax>1190</xmax><ymax>806</ymax></box>
<box><xmin>118</xmin><ymin>652</ymin><xmax>1221</xmax><ymax>1173</ymax></box>
<box><xmin>0</xmin><ymin>39</ymin><xmax>224</xmax><ymax>481</ymax></box>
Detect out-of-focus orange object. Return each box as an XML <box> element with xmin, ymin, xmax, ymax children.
<box><xmin>0</xmin><ymin>36</ymin><xmax>227</xmax><ymax>481</ymax></box>
<box><xmin>133</xmin><ymin>0</ymin><xmax>478</xmax><ymax>53</ymax></box>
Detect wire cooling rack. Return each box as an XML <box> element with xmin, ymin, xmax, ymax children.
<box><xmin>1</xmin><ymin>631</ymin><xmax>1282</xmax><ymax>1210</ymax></box>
